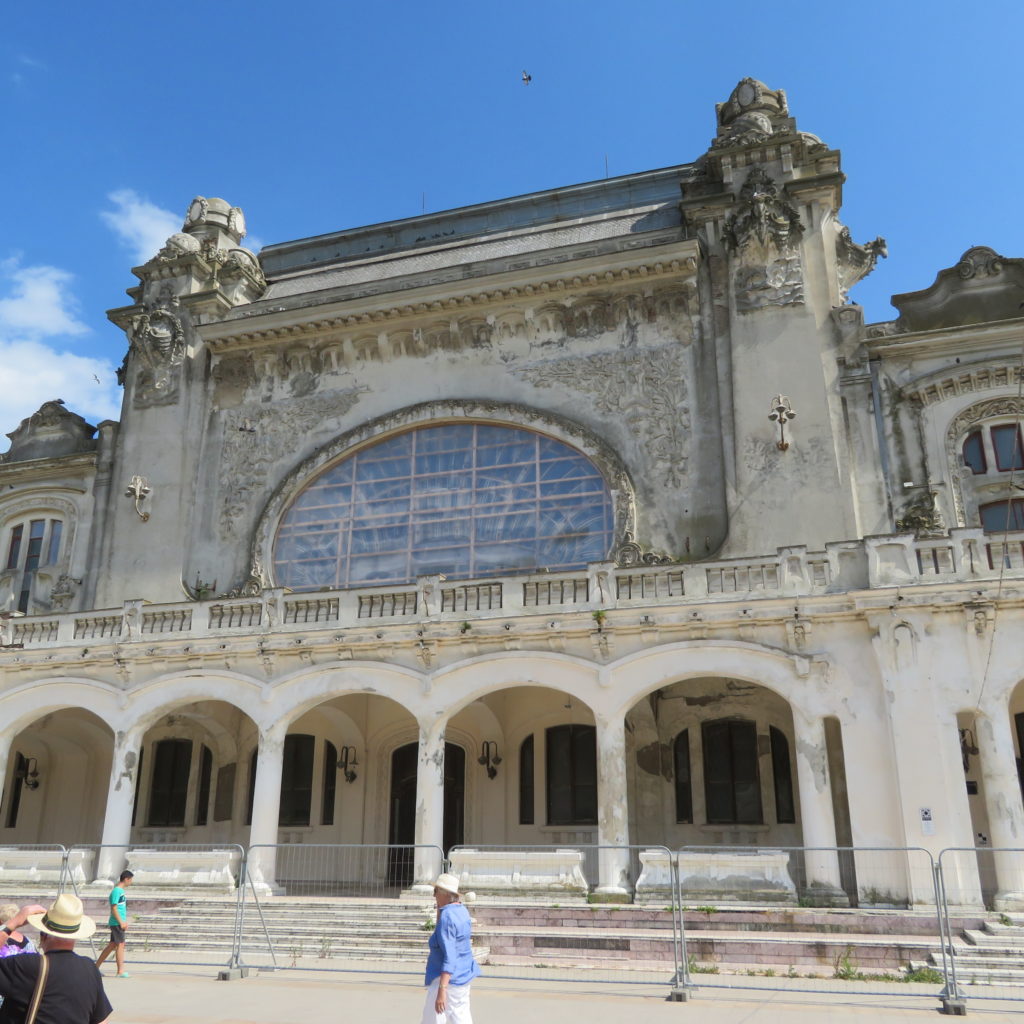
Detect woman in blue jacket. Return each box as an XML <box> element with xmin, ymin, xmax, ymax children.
<box><xmin>421</xmin><ymin>873</ymin><xmax>480</xmax><ymax>1023</ymax></box>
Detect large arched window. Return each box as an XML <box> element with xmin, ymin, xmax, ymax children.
<box><xmin>273</xmin><ymin>423</ymin><xmax>615</xmax><ymax>590</ymax></box>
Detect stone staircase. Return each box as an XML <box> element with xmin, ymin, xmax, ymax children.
<box><xmin>911</xmin><ymin>913</ymin><xmax>1024</xmax><ymax>987</ymax></box>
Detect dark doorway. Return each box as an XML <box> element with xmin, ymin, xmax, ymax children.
<box><xmin>388</xmin><ymin>741</ymin><xmax>465</xmax><ymax>886</ymax></box>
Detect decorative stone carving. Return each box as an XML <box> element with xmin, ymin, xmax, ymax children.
<box><xmin>895</xmin><ymin>491</ymin><xmax>944</xmax><ymax>536</ymax></box>
<box><xmin>1</xmin><ymin>400</ymin><xmax>97</xmax><ymax>464</ymax></box>
<box><xmin>724</xmin><ymin>169</ymin><xmax>804</xmax><ymax>256</ymax></box>
<box><xmin>614</xmin><ymin>531</ymin><xmax>673</xmax><ymax>568</ymax></box>
<box><xmin>219</xmin><ymin>388</ymin><xmax>366</xmax><ymax>546</ymax></box>
<box><xmin>50</xmin><ymin>574</ymin><xmax>81</xmax><ymax>610</ymax></box>
<box><xmin>513</xmin><ymin>343</ymin><xmax>690</xmax><ymax>487</ymax></box>
<box><xmin>127</xmin><ymin>299</ymin><xmax>189</xmax><ymax>407</ymax></box>
<box><xmin>957</xmin><ymin>246</ymin><xmax>1003</xmax><ymax>280</ymax></box>
<box><xmin>836</xmin><ymin>226</ymin><xmax>887</xmax><ymax>301</ymax></box>
<box><xmin>724</xmin><ymin>169</ymin><xmax>805</xmax><ymax>313</ymax></box>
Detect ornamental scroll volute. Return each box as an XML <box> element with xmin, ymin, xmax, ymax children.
<box><xmin>723</xmin><ymin>167</ymin><xmax>805</xmax><ymax>313</ymax></box>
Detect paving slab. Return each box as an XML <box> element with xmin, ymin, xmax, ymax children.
<box><xmin>97</xmin><ymin>965</ymin><xmax>1024</xmax><ymax>1024</ymax></box>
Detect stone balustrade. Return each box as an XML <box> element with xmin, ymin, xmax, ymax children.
<box><xmin>2</xmin><ymin>528</ymin><xmax>1021</xmax><ymax>652</ymax></box>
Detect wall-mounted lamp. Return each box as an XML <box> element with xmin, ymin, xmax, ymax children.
<box><xmin>478</xmin><ymin>741</ymin><xmax>502</xmax><ymax>780</ymax></box>
<box><xmin>15</xmin><ymin>756</ymin><xmax>40</xmax><ymax>790</ymax></box>
<box><xmin>768</xmin><ymin>395</ymin><xmax>797</xmax><ymax>451</ymax></box>
<box><xmin>337</xmin><ymin>745</ymin><xmax>359</xmax><ymax>783</ymax></box>
<box><xmin>959</xmin><ymin>728</ymin><xmax>979</xmax><ymax>773</ymax></box>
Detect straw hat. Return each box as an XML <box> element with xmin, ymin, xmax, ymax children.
<box><xmin>27</xmin><ymin>894</ymin><xmax>96</xmax><ymax>940</ymax></box>
<box><xmin>433</xmin><ymin>873</ymin><xmax>461</xmax><ymax>896</ymax></box>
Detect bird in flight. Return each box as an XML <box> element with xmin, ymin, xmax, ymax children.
<box><xmin>92</xmin><ymin>374</ymin><xmax>101</xmax><ymax>384</ymax></box>
<box><xmin>521</xmin><ymin>70</ymin><xmax>532</xmax><ymax>85</ymax></box>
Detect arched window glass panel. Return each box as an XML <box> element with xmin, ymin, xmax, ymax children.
<box><xmin>702</xmin><ymin>719</ymin><xmax>762</xmax><ymax>825</ymax></box>
<box><xmin>674</xmin><ymin>730</ymin><xmax>692</xmax><ymax>823</ymax></box>
<box><xmin>769</xmin><ymin>726</ymin><xmax>795</xmax><ymax>824</ymax></box>
<box><xmin>519</xmin><ymin>735</ymin><xmax>534</xmax><ymax>825</ymax></box>
<box><xmin>545</xmin><ymin>725</ymin><xmax>597</xmax><ymax>826</ymax></box>
<box><xmin>992</xmin><ymin>424</ymin><xmax>1024</xmax><ymax>472</ymax></box>
<box><xmin>131</xmin><ymin>747</ymin><xmax>145</xmax><ymax>827</ymax></box>
<box><xmin>962</xmin><ymin>431</ymin><xmax>986</xmax><ymax>475</ymax></box>
<box><xmin>322</xmin><ymin>740</ymin><xmax>338</xmax><ymax>827</ymax></box>
<box><xmin>195</xmin><ymin>744</ymin><xmax>213</xmax><ymax>826</ymax></box>
<box><xmin>279</xmin><ymin>734</ymin><xmax>315</xmax><ymax>827</ymax></box>
<box><xmin>273</xmin><ymin>424</ymin><xmax>615</xmax><ymax>590</ymax></box>
<box><xmin>148</xmin><ymin>739</ymin><xmax>193</xmax><ymax>827</ymax></box>
<box><xmin>980</xmin><ymin>499</ymin><xmax>1024</xmax><ymax>534</ymax></box>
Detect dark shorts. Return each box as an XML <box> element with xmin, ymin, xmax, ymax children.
<box><xmin>109</xmin><ymin>926</ymin><xmax>126</xmax><ymax>944</ymax></box>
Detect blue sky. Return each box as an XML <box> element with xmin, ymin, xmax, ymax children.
<box><xmin>3</xmin><ymin>1</ymin><xmax>1023</xmax><ymax>431</ymax></box>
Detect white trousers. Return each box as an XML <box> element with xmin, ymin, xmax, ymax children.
<box><xmin>420</xmin><ymin>977</ymin><xmax>473</xmax><ymax>1024</ymax></box>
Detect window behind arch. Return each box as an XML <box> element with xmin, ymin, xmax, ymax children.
<box><xmin>273</xmin><ymin>423</ymin><xmax>615</xmax><ymax>590</ymax></box>
<box><xmin>546</xmin><ymin>725</ymin><xmax>597</xmax><ymax>826</ymax></box>
<box><xmin>769</xmin><ymin>726</ymin><xmax>795</xmax><ymax>824</ymax></box>
<box><xmin>4</xmin><ymin>517</ymin><xmax>63</xmax><ymax>613</ymax></box>
<box><xmin>148</xmin><ymin>739</ymin><xmax>193</xmax><ymax>827</ymax></box>
<box><xmin>279</xmin><ymin>734</ymin><xmax>315</xmax><ymax>827</ymax></box>
<box><xmin>674</xmin><ymin>730</ymin><xmax>692</xmax><ymax>823</ymax></box>
<box><xmin>702</xmin><ymin>719</ymin><xmax>762</xmax><ymax>825</ymax></box>
<box><xmin>519</xmin><ymin>735</ymin><xmax>535</xmax><ymax>825</ymax></box>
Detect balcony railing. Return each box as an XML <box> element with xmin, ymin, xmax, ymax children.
<box><xmin>2</xmin><ymin>528</ymin><xmax>1022</xmax><ymax>651</ymax></box>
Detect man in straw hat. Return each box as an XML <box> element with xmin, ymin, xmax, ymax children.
<box><xmin>421</xmin><ymin>873</ymin><xmax>480</xmax><ymax>1024</ymax></box>
<box><xmin>0</xmin><ymin>895</ymin><xmax>112</xmax><ymax>1024</ymax></box>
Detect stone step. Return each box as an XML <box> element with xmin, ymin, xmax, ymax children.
<box><xmin>978</xmin><ymin>923</ymin><xmax>1024</xmax><ymax>943</ymax></box>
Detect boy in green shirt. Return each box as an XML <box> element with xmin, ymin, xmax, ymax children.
<box><xmin>96</xmin><ymin>870</ymin><xmax>133</xmax><ymax>978</ymax></box>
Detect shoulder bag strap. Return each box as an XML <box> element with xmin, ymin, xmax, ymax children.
<box><xmin>25</xmin><ymin>952</ymin><xmax>49</xmax><ymax>1024</ymax></box>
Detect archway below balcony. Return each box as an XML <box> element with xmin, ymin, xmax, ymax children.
<box><xmin>1</xmin><ymin>708</ymin><xmax>113</xmax><ymax>846</ymax></box>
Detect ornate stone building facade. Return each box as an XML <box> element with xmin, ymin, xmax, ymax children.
<box><xmin>1</xmin><ymin>79</ymin><xmax>1023</xmax><ymax>907</ymax></box>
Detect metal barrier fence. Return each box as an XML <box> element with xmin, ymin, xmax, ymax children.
<box><xmin>936</xmin><ymin>846</ymin><xmax>1024</xmax><ymax>1009</ymax></box>
<box><xmin>3</xmin><ymin>841</ymin><xmax>1023</xmax><ymax>1010</ymax></box>
<box><xmin>63</xmin><ymin>843</ymin><xmax>247</xmax><ymax>969</ymax></box>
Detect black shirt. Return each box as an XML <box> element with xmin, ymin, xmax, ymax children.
<box><xmin>0</xmin><ymin>950</ymin><xmax>112</xmax><ymax>1024</ymax></box>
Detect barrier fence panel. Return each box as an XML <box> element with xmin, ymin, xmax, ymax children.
<box><xmin>234</xmin><ymin>844</ymin><xmax>445</xmax><ymax>977</ymax></box>
<box><xmin>937</xmin><ymin>846</ymin><xmax>1024</xmax><ymax>1009</ymax></box>
<box><xmin>671</xmin><ymin>846</ymin><xmax>949</xmax><ymax>1004</ymax></box>
<box><xmin>65</xmin><ymin>843</ymin><xmax>246</xmax><ymax>968</ymax></box>
<box><xmin>444</xmin><ymin>843</ymin><xmax>681</xmax><ymax>992</ymax></box>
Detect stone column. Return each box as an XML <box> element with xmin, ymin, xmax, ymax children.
<box><xmin>412</xmin><ymin>717</ymin><xmax>446</xmax><ymax>893</ymax></box>
<box><xmin>976</xmin><ymin>711</ymin><xmax>1024</xmax><ymax>910</ymax></box>
<box><xmin>96</xmin><ymin>724</ymin><xmax>146</xmax><ymax>883</ymax></box>
<box><xmin>246</xmin><ymin>721</ymin><xmax>288</xmax><ymax>893</ymax></box>
<box><xmin>594</xmin><ymin>712</ymin><xmax>631</xmax><ymax>897</ymax></box>
<box><xmin>792</xmin><ymin>709</ymin><xmax>848</xmax><ymax>906</ymax></box>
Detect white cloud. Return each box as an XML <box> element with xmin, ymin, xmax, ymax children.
<box><xmin>0</xmin><ymin>260</ymin><xmax>121</xmax><ymax>434</ymax></box>
<box><xmin>100</xmin><ymin>190</ymin><xmax>180</xmax><ymax>265</ymax></box>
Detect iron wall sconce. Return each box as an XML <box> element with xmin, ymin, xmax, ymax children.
<box><xmin>15</xmin><ymin>756</ymin><xmax>40</xmax><ymax>790</ymax></box>
<box><xmin>478</xmin><ymin>741</ymin><xmax>502</xmax><ymax>779</ymax></box>
<box><xmin>769</xmin><ymin>395</ymin><xmax>796</xmax><ymax>451</ymax></box>
<box><xmin>337</xmin><ymin>745</ymin><xmax>359</xmax><ymax>783</ymax></box>
<box><xmin>959</xmin><ymin>728</ymin><xmax>979</xmax><ymax>772</ymax></box>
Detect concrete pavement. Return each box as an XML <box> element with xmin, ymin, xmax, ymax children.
<box><xmin>97</xmin><ymin>965</ymin><xmax>1023</xmax><ymax>1023</ymax></box>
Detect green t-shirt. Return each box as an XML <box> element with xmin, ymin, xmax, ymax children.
<box><xmin>108</xmin><ymin>885</ymin><xmax>128</xmax><ymax>928</ymax></box>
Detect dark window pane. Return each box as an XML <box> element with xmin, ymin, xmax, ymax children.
<box><xmin>195</xmin><ymin>745</ymin><xmax>213</xmax><ymax>826</ymax></box>
<box><xmin>245</xmin><ymin>749</ymin><xmax>257</xmax><ymax>826</ymax></box>
<box><xmin>148</xmin><ymin>739</ymin><xmax>192</xmax><ymax>827</ymax></box>
<box><xmin>702</xmin><ymin>720</ymin><xmax>762</xmax><ymax>825</ymax></box>
<box><xmin>131</xmin><ymin>747</ymin><xmax>144</xmax><ymax>827</ymax></box>
<box><xmin>519</xmin><ymin>735</ymin><xmax>534</xmax><ymax>825</ymax></box>
<box><xmin>962</xmin><ymin>431</ymin><xmax>986</xmax><ymax>474</ymax></box>
<box><xmin>992</xmin><ymin>425</ymin><xmax>1024</xmax><ymax>471</ymax></box>
<box><xmin>6</xmin><ymin>525</ymin><xmax>23</xmax><ymax>570</ymax></box>
<box><xmin>322</xmin><ymin>741</ymin><xmax>337</xmax><ymax>827</ymax></box>
<box><xmin>981</xmin><ymin>499</ymin><xmax>1024</xmax><ymax>533</ymax></box>
<box><xmin>5</xmin><ymin>753</ymin><xmax>26</xmax><ymax>828</ymax></box>
<box><xmin>279</xmin><ymin>734</ymin><xmax>315</xmax><ymax>827</ymax></box>
<box><xmin>674</xmin><ymin>730</ymin><xmax>692</xmax><ymax>823</ymax></box>
<box><xmin>770</xmin><ymin>727</ymin><xmax>795</xmax><ymax>824</ymax></box>
<box><xmin>545</xmin><ymin>724</ymin><xmax>597</xmax><ymax>826</ymax></box>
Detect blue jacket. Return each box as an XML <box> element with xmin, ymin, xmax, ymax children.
<box><xmin>424</xmin><ymin>902</ymin><xmax>481</xmax><ymax>986</ymax></box>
